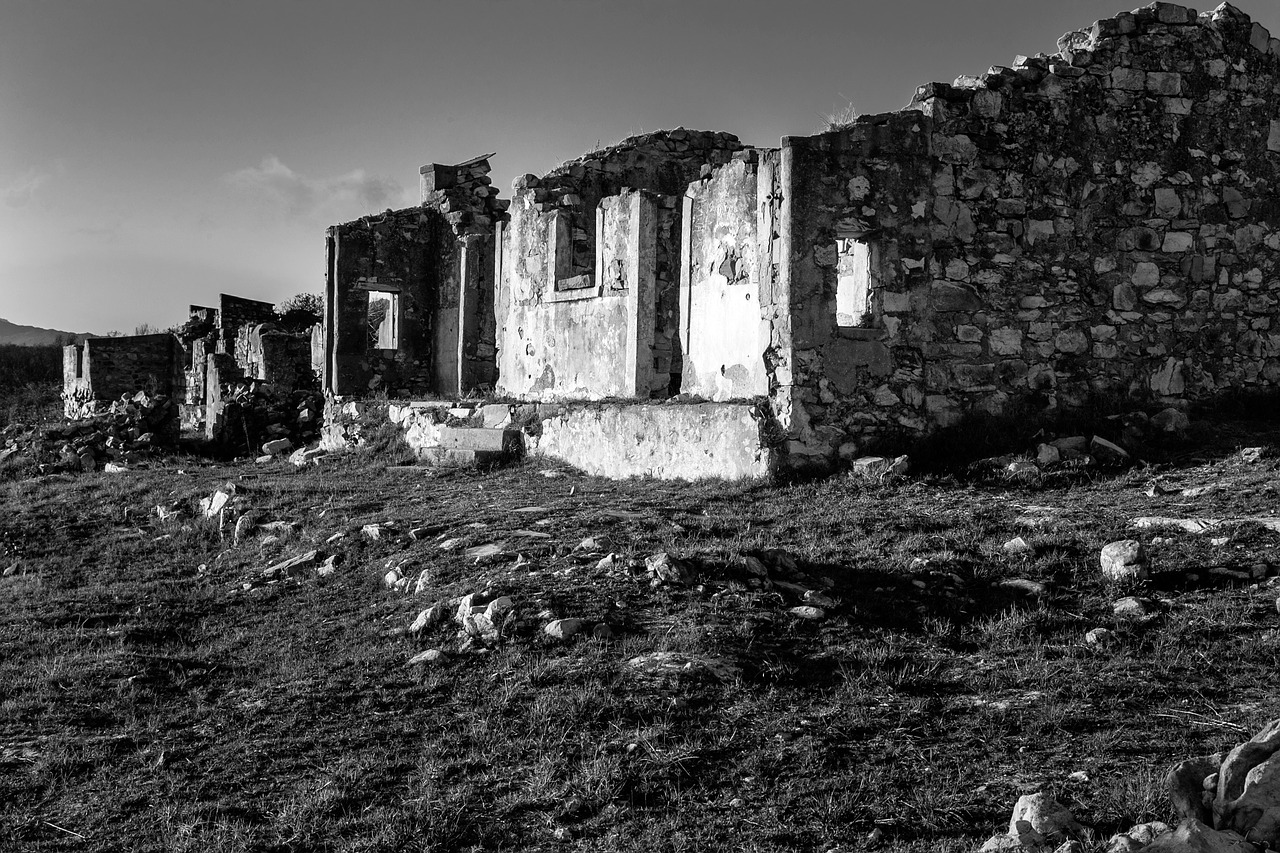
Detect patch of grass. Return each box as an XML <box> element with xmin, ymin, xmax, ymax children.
<box><xmin>1</xmin><ymin>422</ymin><xmax>1279</xmax><ymax>850</ymax></box>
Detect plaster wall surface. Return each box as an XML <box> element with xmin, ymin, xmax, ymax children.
<box><xmin>680</xmin><ymin>154</ymin><xmax>776</xmax><ymax>400</ymax></box>
<box><xmin>496</xmin><ymin>129</ymin><xmax>744</xmax><ymax>401</ymax></box>
<box><xmin>532</xmin><ymin>402</ymin><xmax>773</xmax><ymax>480</ymax></box>
<box><xmin>498</xmin><ymin>189</ymin><xmax>657</xmax><ymax>399</ymax></box>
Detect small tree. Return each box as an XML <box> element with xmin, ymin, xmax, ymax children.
<box><xmin>275</xmin><ymin>293</ymin><xmax>323</xmax><ymax>332</ymax></box>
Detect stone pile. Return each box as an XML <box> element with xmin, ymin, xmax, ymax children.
<box><xmin>0</xmin><ymin>391</ymin><xmax>176</xmax><ymax>473</ymax></box>
<box><xmin>210</xmin><ymin>384</ymin><xmax>322</xmax><ymax>458</ymax></box>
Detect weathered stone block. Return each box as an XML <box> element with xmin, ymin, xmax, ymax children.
<box><xmin>434</xmin><ymin>427</ymin><xmax>523</xmax><ymax>454</ymax></box>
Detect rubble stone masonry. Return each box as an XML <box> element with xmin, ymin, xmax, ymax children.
<box><xmin>777</xmin><ymin>2</ymin><xmax>1280</xmax><ymax>462</ymax></box>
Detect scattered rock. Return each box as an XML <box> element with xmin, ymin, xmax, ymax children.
<box><xmin>544</xmin><ymin>618</ymin><xmax>586</xmax><ymax>640</ymax></box>
<box><xmin>316</xmin><ymin>555</ymin><xmax>339</xmax><ymax>576</ymax></box>
<box><xmin>233</xmin><ymin>514</ymin><xmax>257</xmax><ymax>544</ymax></box>
<box><xmin>1240</xmin><ymin>447</ymin><xmax>1267</xmax><ymax>464</ymax></box>
<box><xmin>1006</xmin><ymin>459</ymin><xmax>1040</xmax><ymax>477</ymax></box>
<box><xmin>409</xmin><ymin>605</ymin><xmax>446</xmax><ymax>634</ymax></box>
<box><xmin>382</xmin><ymin>568</ymin><xmax>403</xmax><ymax>588</ymax></box>
<box><xmin>646</xmin><ymin>552</ymin><xmax>693</xmax><ymax>585</ymax></box>
<box><xmin>288</xmin><ymin>446</ymin><xmax>328</xmax><ymax>467</ymax></box>
<box><xmin>1091</xmin><ymin>436</ymin><xmax>1131</xmax><ymax>463</ymax></box>
<box><xmin>261</xmin><ymin>438</ymin><xmax>293</xmax><ymax>456</ymax></box>
<box><xmin>802</xmin><ymin>589</ymin><xmax>836</xmax><ymax>608</ymax></box>
<box><xmin>200</xmin><ymin>489</ymin><xmax>232</xmax><ymax>519</ymax></box>
<box><xmin>1170</xmin><ymin>755</ymin><xmax>1223</xmax><ymax>825</ymax></box>
<box><xmin>1036</xmin><ymin>443</ymin><xmax>1061</xmax><ymax>466</ymax></box>
<box><xmin>1008</xmin><ymin>792</ymin><xmax>1084</xmax><ymax>843</ymax></box>
<box><xmin>464</xmin><ymin>541</ymin><xmax>509</xmax><ymax>562</ymax></box>
<box><xmin>407</xmin><ymin>649</ymin><xmax>444</xmax><ymax>666</ymax></box>
<box><xmin>1100</xmin><ymin>540</ymin><xmax>1148</xmax><ymax>583</ymax></box>
<box><xmin>1113</xmin><ymin>596</ymin><xmax>1155</xmax><ymax>620</ymax></box>
<box><xmin>625</xmin><ymin>651</ymin><xmax>739</xmax><ymax>682</ymax></box>
<box><xmin>575</xmin><ymin>535</ymin><xmax>613</xmax><ymax>553</ymax></box>
<box><xmin>1142</xmin><ymin>819</ymin><xmax>1255</xmax><ymax>853</ymax></box>
<box><xmin>1001</xmin><ymin>578</ymin><xmax>1046</xmax><ymax>596</ymax></box>
<box><xmin>850</xmin><ymin>455</ymin><xmax>911</xmax><ymax>480</ymax></box>
<box><xmin>1152</xmin><ymin>408</ymin><xmax>1191</xmax><ymax>435</ymax></box>
<box><xmin>789</xmin><ymin>605</ymin><xmax>825</xmax><ymax>620</ymax></box>
<box><xmin>1215</xmin><ymin>718</ymin><xmax>1280</xmax><ymax>846</ymax></box>
<box><xmin>1086</xmin><ymin>627</ymin><xmax>1115</xmax><ymax>646</ymax></box>
<box><xmin>262</xmin><ymin>549</ymin><xmax>319</xmax><ymax>580</ymax></box>
<box><xmin>1004</xmin><ymin>536</ymin><xmax>1033</xmax><ymax>555</ymax></box>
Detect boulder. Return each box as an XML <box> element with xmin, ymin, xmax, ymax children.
<box><xmin>1008</xmin><ymin>792</ymin><xmax>1084</xmax><ymax>843</ymax></box>
<box><xmin>1216</xmin><ymin>719</ymin><xmax>1280</xmax><ymax>846</ymax></box>
<box><xmin>1142</xmin><ymin>819</ymin><xmax>1254</xmax><ymax>853</ymax></box>
<box><xmin>1170</xmin><ymin>755</ymin><xmax>1224</xmax><ymax>824</ymax></box>
<box><xmin>1152</xmin><ymin>408</ymin><xmax>1191</xmax><ymax>435</ymax></box>
<box><xmin>1101</xmin><ymin>540</ymin><xmax>1147</xmax><ymax>582</ymax></box>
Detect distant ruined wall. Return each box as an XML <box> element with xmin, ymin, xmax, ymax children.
<box><xmin>777</xmin><ymin>1</ymin><xmax>1280</xmax><ymax>463</ymax></box>
<box><xmin>63</xmin><ymin>334</ymin><xmax>181</xmax><ymax>417</ymax></box>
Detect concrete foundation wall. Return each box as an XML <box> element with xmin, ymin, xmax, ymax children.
<box><xmin>532</xmin><ymin>402</ymin><xmax>774</xmax><ymax>480</ymax></box>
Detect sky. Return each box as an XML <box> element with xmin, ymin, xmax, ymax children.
<box><xmin>3</xmin><ymin>0</ymin><xmax>1280</xmax><ymax>335</ymax></box>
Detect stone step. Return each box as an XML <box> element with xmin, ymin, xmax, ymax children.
<box><xmin>435</xmin><ymin>427</ymin><xmax>523</xmax><ymax>454</ymax></box>
<box><xmin>416</xmin><ymin>448</ymin><xmax>509</xmax><ymax>467</ymax></box>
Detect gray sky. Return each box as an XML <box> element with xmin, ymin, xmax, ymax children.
<box><xmin>3</xmin><ymin>0</ymin><xmax>1279</xmax><ymax>334</ymax></box>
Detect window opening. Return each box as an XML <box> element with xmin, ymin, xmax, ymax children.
<box><xmin>836</xmin><ymin>237</ymin><xmax>873</xmax><ymax>327</ymax></box>
<box><xmin>366</xmin><ymin>291</ymin><xmax>400</xmax><ymax>350</ymax></box>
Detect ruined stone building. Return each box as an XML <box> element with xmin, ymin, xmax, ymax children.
<box><xmin>326</xmin><ymin>3</ymin><xmax>1280</xmax><ymax>476</ymax></box>
<box><xmin>64</xmin><ymin>293</ymin><xmax>318</xmax><ymax>443</ymax></box>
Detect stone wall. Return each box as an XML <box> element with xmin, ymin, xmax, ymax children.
<box><xmin>324</xmin><ymin>156</ymin><xmax>504</xmax><ymax>398</ymax></box>
<box><xmin>775</xmin><ymin>1</ymin><xmax>1280</xmax><ymax>463</ymax></box>
<box><xmin>62</xmin><ymin>334</ymin><xmax>181</xmax><ymax>418</ymax></box>
<box><xmin>220</xmin><ymin>295</ymin><xmax>275</xmax><ymax>356</ymax></box>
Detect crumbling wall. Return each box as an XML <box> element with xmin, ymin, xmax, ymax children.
<box><xmin>324</xmin><ymin>157</ymin><xmax>503</xmax><ymax>398</ymax></box>
<box><xmin>61</xmin><ymin>334</ymin><xmax>182</xmax><ymax>424</ymax></box>
<box><xmin>220</xmin><ymin>295</ymin><xmax>275</xmax><ymax>357</ymax></box>
<box><xmin>780</xmin><ymin>1</ymin><xmax>1280</xmax><ymax>463</ymax></box>
<box><xmin>496</xmin><ymin>129</ymin><xmax>745</xmax><ymax>400</ymax></box>
<box><xmin>680</xmin><ymin>151</ymin><xmax>780</xmax><ymax>400</ymax></box>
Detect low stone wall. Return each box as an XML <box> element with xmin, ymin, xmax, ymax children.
<box><xmin>321</xmin><ymin>397</ymin><xmax>775</xmax><ymax>480</ymax></box>
<box><xmin>531</xmin><ymin>402</ymin><xmax>775</xmax><ymax>480</ymax></box>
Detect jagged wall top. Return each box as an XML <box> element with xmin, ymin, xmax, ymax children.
<box><xmin>904</xmin><ymin>2</ymin><xmax>1276</xmax><ymax>113</ymax></box>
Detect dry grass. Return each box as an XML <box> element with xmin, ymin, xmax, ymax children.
<box><xmin>1</xmin><ymin>424</ymin><xmax>1279</xmax><ymax>851</ymax></box>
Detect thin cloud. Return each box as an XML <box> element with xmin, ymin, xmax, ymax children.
<box><xmin>2</xmin><ymin>167</ymin><xmax>53</xmax><ymax>207</ymax></box>
<box><xmin>225</xmin><ymin>156</ymin><xmax>404</xmax><ymax>218</ymax></box>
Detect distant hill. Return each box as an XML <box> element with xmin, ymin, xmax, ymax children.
<box><xmin>0</xmin><ymin>317</ymin><xmax>93</xmax><ymax>346</ymax></box>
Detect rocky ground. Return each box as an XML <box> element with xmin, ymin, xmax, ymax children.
<box><xmin>1</xmin><ymin>421</ymin><xmax>1279</xmax><ymax>852</ymax></box>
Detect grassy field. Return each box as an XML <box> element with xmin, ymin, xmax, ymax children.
<box><xmin>1</xmin><ymin>426</ymin><xmax>1279</xmax><ymax>852</ymax></box>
